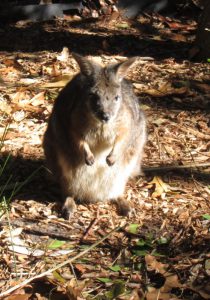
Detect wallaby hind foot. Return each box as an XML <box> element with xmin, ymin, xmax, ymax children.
<box><xmin>62</xmin><ymin>197</ymin><xmax>77</xmax><ymax>220</ymax></box>
<box><xmin>112</xmin><ymin>198</ymin><xmax>133</xmax><ymax>216</ymax></box>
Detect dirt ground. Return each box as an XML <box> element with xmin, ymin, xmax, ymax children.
<box><xmin>0</xmin><ymin>9</ymin><xmax>210</xmax><ymax>300</ymax></box>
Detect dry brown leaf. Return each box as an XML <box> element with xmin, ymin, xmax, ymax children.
<box><xmin>3</xmin><ymin>58</ymin><xmax>16</xmax><ymax>67</ymax></box>
<box><xmin>164</xmin><ymin>145</ymin><xmax>175</xmax><ymax>156</ymax></box>
<box><xmin>13</xmin><ymin>110</ymin><xmax>25</xmax><ymax>122</ymax></box>
<box><xmin>178</xmin><ymin>210</ymin><xmax>190</xmax><ymax>222</ymax></box>
<box><xmin>0</xmin><ymin>98</ymin><xmax>12</xmax><ymax>114</ymax></box>
<box><xmin>66</xmin><ymin>278</ymin><xmax>86</xmax><ymax>300</ymax></box>
<box><xmin>57</xmin><ymin>47</ymin><xmax>70</xmax><ymax>62</ymax></box>
<box><xmin>30</xmin><ymin>91</ymin><xmax>45</xmax><ymax>106</ymax></box>
<box><xmin>41</xmin><ymin>74</ymin><xmax>72</xmax><ymax>88</ymax></box>
<box><xmin>145</xmin><ymin>255</ymin><xmax>167</xmax><ymax>273</ymax></box>
<box><xmin>0</xmin><ymin>66</ymin><xmax>21</xmax><ymax>77</ymax></box>
<box><xmin>132</xmin><ymin>291</ymin><xmax>144</xmax><ymax>300</ymax></box>
<box><xmin>146</xmin><ymin>288</ymin><xmax>178</xmax><ymax>300</ymax></box>
<box><xmin>164</xmin><ymin>273</ymin><xmax>181</xmax><ymax>291</ymax></box>
<box><xmin>141</xmin><ymin>82</ymin><xmax>188</xmax><ymax>97</ymax></box>
<box><xmin>152</xmin><ymin>118</ymin><xmax>167</xmax><ymax>126</ymax></box>
<box><xmin>4</xmin><ymin>294</ymin><xmax>32</xmax><ymax>300</ymax></box>
<box><xmin>75</xmin><ymin>263</ymin><xmax>87</xmax><ymax>274</ymax></box>
<box><xmin>170</xmin><ymin>33</ymin><xmax>187</xmax><ymax>42</ymax></box>
<box><xmin>146</xmin><ymin>176</ymin><xmax>171</xmax><ymax>199</ymax></box>
<box><xmin>51</xmin><ymin>64</ymin><xmax>62</xmax><ymax>77</ymax></box>
<box><xmin>145</xmin><ymin>256</ymin><xmax>181</xmax><ymax>300</ymax></box>
<box><xmin>145</xmin><ymin>255</ymin><xmax>181</xmax><ymax>287</ymax></box>
<box><xmin>11</xmin><ymin>90</ymin><xmax>29</xmax><ymax>103</ymax></box>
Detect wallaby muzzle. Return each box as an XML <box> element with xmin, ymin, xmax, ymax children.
<box><xmin>97</xmin><ymin>111</ymin><xmax>110</xmax><ymax>123</ymax></box>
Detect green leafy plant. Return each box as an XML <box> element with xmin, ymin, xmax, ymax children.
<box><xmin>109</xmin><ymin>265</ymin><xmax>121</xmax><ymax>272</ymax></box>
<box><xmin>128</xmin><ymin>223</ymin><xmax>139</xmax><ymax>234</ymax></box>
<box><xmin>131</xmin><ymin>233</ymin><xmax>166</xmax><ymax>259</ymax></box>
<box><xmin>203</xmin><ymin>214</ymin><xmax>210</xmax><ymax>220</ymax></box>
<box><xmin>97</xmin><ymin>278</ymin><xmax>112</xmax><ymax>283</ymax></box>
<box><xmin>48</xmin><ymin>240</ymin><xmax>66</xmax><ymax>250</ymax></box>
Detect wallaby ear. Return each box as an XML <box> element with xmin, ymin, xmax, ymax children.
<box><xmin>72</xmin><ymin>53</ymin><xmax>95</xmax><ymax>77</ymax></box>
<box><xmin>113</xmin><ymin>57</ymin><xmax>138</xmax><ymax>81</ymax></box>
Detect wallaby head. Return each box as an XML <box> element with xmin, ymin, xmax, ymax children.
<box><xmin>73</xmin><ymin>53</ymin><xmax>137</xmax><ymax>124</ymax></box>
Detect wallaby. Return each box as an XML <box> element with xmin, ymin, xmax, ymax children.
<box><xmin>43</xmin><ymin>53</ymin><xmax>146</xmax><ymax>218</ymax></box>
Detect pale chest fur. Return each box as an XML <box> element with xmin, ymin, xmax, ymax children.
<box><xmin>58</xmin><ymin>147</ymin><xmax>135</xmax><ymax>202</ymax></box>
<box><xmin>84</xmin><ymin>123</ymin><xmax>116</xmax><ymax>156</ymax></box>
<box><xmin>58</xmin><ymin>121</ymin><xmax>133</xmax><ymax>201</ymax></box>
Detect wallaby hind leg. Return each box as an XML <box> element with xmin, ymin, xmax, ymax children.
<box><xmin>112</xmin><ymin>198</ymin><xmax>133</xmax><ymax>216</ymax></box>
<box><xmin>62</xmin><ymin>196</ymin><xmax>77</xmax><ymax>220</ymax></box>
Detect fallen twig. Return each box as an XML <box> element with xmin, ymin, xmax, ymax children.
<box><xmin>82</xmin><ymin>207</ymin><xmax>101</xmax><ymax>241</ymax></box>
<box><xmin>143</xmin><ymin>162</ymin><xmax>210</xmax><ymax>172</ymax></box>
<box><xmin>0</xmin><ymin>218</ymin><xmax>78</xmax><ymax>240</ymax></box>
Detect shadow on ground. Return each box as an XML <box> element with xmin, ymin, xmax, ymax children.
<box><xmin>0</xmin><ymin>17</ymin><xmax>190</xmax><ymax>59</ymax></box>
<box><xmin>0</xmin><ymin>154</ymin><xmax>209</xmax><ymax>207</ymax></box>
<box><xmin>0</xmin><ymin>154</ymin><xmax>60</xmax><ymax>205</ymax></box>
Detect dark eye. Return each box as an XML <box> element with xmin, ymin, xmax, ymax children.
<box><xmin>89</xmin><ymin>93</ymin><xmax>99</xmax><ymax>104</ymax></box>
<box><xmin>89</xmin><ymin>93</ymin><xmax>98</xmax><ymax>100</ymax></box>
<box><xmin>114</xmin><ymin>95</ymin><xmax>120</xmax><ymax>102</ymax></box>
<box><xmin>89</xmin><ymin>93</ymin><xmax>101</xmax><ymax>110</ymax></box>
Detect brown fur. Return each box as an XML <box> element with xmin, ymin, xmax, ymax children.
<box><xmin>43</xmin><ymin>53</ymin><xmax>146</xmax><ymax>218</ymax></box>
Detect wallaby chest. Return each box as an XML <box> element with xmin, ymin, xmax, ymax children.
<box><xmin>84</xmin><ymin>123</ymin><xmax>116</xmax><ymax>151</ymax></box>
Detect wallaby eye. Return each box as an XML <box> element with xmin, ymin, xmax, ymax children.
<box><xmin>89</xmin><ymin>93</ymin><xmax>99</xmax><ymax>102</ymax></box>
<box><xmin>114</xmin><ymin>95</ymin><xmax>120</xmax><ymax>102</ymax></box>
<box><xmin>89</xmin><ymin>93</ymin><xmax>101</xmax><ymax>110</ymax></box>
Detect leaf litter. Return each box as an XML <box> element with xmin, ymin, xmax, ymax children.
<box><xmin>0</xmin><ymin>7</ymin><xmax>210</xmax><ymax>300</ymax></box>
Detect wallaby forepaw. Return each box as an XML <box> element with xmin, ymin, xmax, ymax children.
<box><xmin>85</xmin><ymin>154</ymin><xmax>95</xmax><ymax>166</ymax></box>
<box><xmin>106</xmin><ymin>154</ymin><xmax>116</xmax><ymax>166</ymax></box>
<box><xmin>62</xmin><ymin>197</ymin><xmax>77</xmax><ymax>220</ymax></box>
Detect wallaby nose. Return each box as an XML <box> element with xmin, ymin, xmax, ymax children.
<box><xmin>100</xmin><ymin>112</ymin><xmax>110</xmax><ymax>122</ymax></box>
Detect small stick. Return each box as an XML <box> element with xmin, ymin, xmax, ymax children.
<box><xmin>143</xmin><ymin>162</ymin><xmax>210</xmax><ymax>172</ymax></box>
<box><xmin>82</xmin><ymin>207</ymin><xmax>101</xmax><ymax>241</ymax></box>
